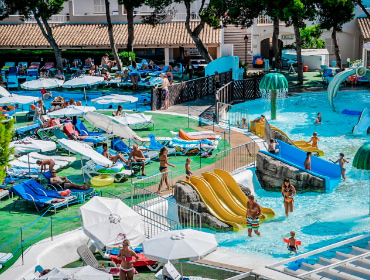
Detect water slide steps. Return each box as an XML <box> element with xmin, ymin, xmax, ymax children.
<box><xmin>284</xmin><ymin>242</ymin><xmax>370</xmax><ymax>280</ymax></box>
<box><xmin>353</xmin><ymin>108</ymin><xmax>370</xmax><ymax>135</ymax></box>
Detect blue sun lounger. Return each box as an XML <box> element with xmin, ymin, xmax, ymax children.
<box><xmin>75</xmin><ymin>119</ymin><xmax>104</xmax><ymax>137</ymax></box>
<box><xmin>111</xmin><ymin>138</ymin><xmax>159</xmax><ymax>160</ymax></box>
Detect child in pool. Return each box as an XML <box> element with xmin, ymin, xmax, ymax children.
<box><xmin>307</xmin><ymin>132</ymin><xmax>320</xmax><ymax>148</ymax></box>
<box><xmin>304</xmin><ymin>152</ymin><xmax>312</xmax><ymax>171</ymax></box>
<box><xmin>185</xmin><ymin>158</ymin><xmax>192</xmax><ymax>182</ymax></box>
<box><xmin>288</xmin><ymin>231</ymin><xmax>298</xmax><ymax>254</ymax></box>
<box><xmin>330</xmin><ymin>153</ymin><xmax>350</xmax><ymax>180</ymax></box>
<box><xmin>314</xmin><ymin>113</ymin><xmax>322</xmax><ymax>124</ymax></box>
<box><xmin>268</xmin><ymin>139</ymin><xmax>279</xmax><ymax>155</ymax></box>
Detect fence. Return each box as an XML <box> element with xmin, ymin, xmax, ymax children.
<box><xmin>216</xmin><ymin>102</ymin><xmax>250</xmax><ymax>129</ymax></box>
<box><xmin>214</xmin><ymin>142</ymin><xmax>260</xmax><ymax>173</ymax></box>
<box><xmin>151</xmin><ymin>70</ymin><xmax>232</xmax><ymax>110</ymax></box>
<box><xmin>131</xmin><ymin>171</ymin><xmax>202</xmax><ymax>231</ymax></box>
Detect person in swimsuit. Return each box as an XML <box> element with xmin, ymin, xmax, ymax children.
<box><xmin>157</xmin><ymin>147</ymin><xmax>175</xmax><ymax>194</ymax></box>
<box><xmin>330</xmin><ymin>152</ymin><xmax>350</xmax><ymax>180</ymax></box>
<box><xmin>36</xmin><ymin>159</ymin><xmax>55</xmax><ymax>173</ymax></box>
<box><xmin>281</xmin><ymin>178</ymin><xmax>296</xmax><ymax>217</ymax></box>
<box><xmin>113</xmin><ymin>105</ymin><xmax>123</xmax><ymax>117</ymax></box>
<box><xmin>102</xmin><ymin>143</ymin><xmax>128</xmax><ymax>165</ymax></box>
<box><xmin>246</xmin><ymin>195</ymin><xmax>262</xmax><ymax>237</ymax></box>
<box><xmin>49</xmin><ymin>169</ymin><xmax>89</xmax><ymax>190</ymax></box>
<box><xmin>41</xmin><ymin>87</ymin><xmax>52</xmax><ymax>99</ymax></box>
<box><xmin>304</xmin><ymin>152</ymin><xmax>312</xmax><ymax>171</ymax></box>
<box><xmin>128</xmin><ymin>145</ymin><xmax>146</xmax><ymax>176</ymax></box>
<box><xmin>268</xmin><ymin>139</ymin><xmax>279</xmax><ymax>155</ymax></box>
<box><xmin>185</xmin><ymin>158</ymin><xmax>192</xmax><ymax>182</ymax></box>
<box><xmin>307</xmin><ymin>132</ymin><xmax>320</xmax><ymax>148</ymax></box>
<box><xmin>314</xmin><ymin>113</ymin><xmax>322</xmax><ymax>124</ymax></box>
<box><xmin>288</xmin><ymin>231</ymin><xmax>298</xmax><ymax>254</ymax></box>
<box><xmin>160</xmin><ymin>72</ymin><xmax>170</xmax><ymax>110</ymax></box>
<box><xmin>117</xmin><ymin>239</ymin><xmax>139</xmax><ymax>280</ymax></box>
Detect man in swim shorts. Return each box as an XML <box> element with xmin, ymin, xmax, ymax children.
<box><xmin>246</xmin><ymin>195</ymin><xmax>261</xmax><ymax>237</ymax></box>
<box><xmin>330</xmin><ymin>152</ymin><xmax>350</xmax><ymax>180</ymax></box>
<box><xmin>49</xmin><ymin>169</ymin><xmax>89</xmax><ymax>190</ymax></box>
<box><xmin>128</xmin><ymin>145</ymin><xmax>146</xmax><ymax>176</ymax></box>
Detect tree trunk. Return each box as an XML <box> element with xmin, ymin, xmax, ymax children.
<box><xmin>126</xmin><ymin>6</ymin><xmax>134</xmax><ymax>52</ymax></box>
<box><xmin>272</xmin><ymin>17</ymin><xmax>280</xmax><ymax>68</ymax></box>
<box><xmin>105</xmin><ymin>0</ymin><xmax>122</xmax><ymax>70</ymax></box>
<box><xmin>332</xmin><ymin>27</ymin><xmax>342</xmax><ymax>69</ymax></box>
<box><xmin>294</xmin><ymin>24</ymin><xmax>303</xmax><ymax>85</ymax></box>
<box><xmin>357</xmin><ymin>0</ymin><xmax>370</xmax><ymax>18</ymax></box>
<box><xmin>184</xmin><ymin>1</ymin><xmax>213</xmax><ymax>64</ymax></box>
<box><xmin>36</xmin><ymin>16</ymin><xmax>63</xmax><ymax>71</ymax></box>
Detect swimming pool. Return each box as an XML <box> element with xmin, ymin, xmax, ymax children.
<box><xmin>215</xmin><ymin>90</ymin><xmax>370</xmax><ymax>262</ymax></box>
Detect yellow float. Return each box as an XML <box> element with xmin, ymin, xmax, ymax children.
<box><xmin>90</xmin><ymin>175</ymin><xmax>114</xmax><ymax>187</ymax></box>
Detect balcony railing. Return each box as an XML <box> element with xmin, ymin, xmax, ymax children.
<box><xmin>23</xmin><ymin>15</ymin><xmax>69</xmax><ymax>23</ymax></box>
<box><xmin>256</xmin><ymin>14</ymin><xmax>284</xmax><ymax>26</ymax></box>
<box><xmin>172</xmin><ymin>13</ymin><xmax>201</xmax><ymax>22</ymax></box>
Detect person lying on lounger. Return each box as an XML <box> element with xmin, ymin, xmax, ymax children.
<box><xmin>49</xmin><ymin>169</ymin><xmax>89</xmax><ymax>190</ymax></box>
<box><xmin>102</xmin><ymin>143</ymin><xmax>128</xmax><ymax>164</ymax></box>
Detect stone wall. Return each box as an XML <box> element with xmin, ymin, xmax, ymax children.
<box><xmin>255</xmin><ymin>152</ymin><xmax>326</xmax><ymax>192</ymax></box>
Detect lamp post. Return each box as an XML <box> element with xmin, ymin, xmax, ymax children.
<box><xmin>244</xmin><ymin>35</ymin><xmax>249</xmax><ymax>66</ymax></box>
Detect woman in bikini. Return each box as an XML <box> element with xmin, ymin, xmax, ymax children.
<box><xmin>157</xmin><ymin>147</ymin><xmax>175</xmax><ymax>194</ymax></box>
<box><xmin>117</xmin><ymin>239</ymin><xmax>139</xmax><ymax>280</ymax></box>
<box><xmin>36</xmin><ymin>159</ymin><xmax>56</xmax><ymax>173</ymax></box>
<box><xmin>281</xmin><ymin>178</ymin><xmax>296</xmax><ymax>217</ymax></box>
<box><xmin>113</xmin><ymin>105</ymin><xmax>123</xmax><ymax>117</ymax></box>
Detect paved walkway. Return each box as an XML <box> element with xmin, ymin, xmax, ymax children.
<box><xmin>164</xmin><ymin>95</ymin><xmax>215</xmax><ymax>117</ymax></box>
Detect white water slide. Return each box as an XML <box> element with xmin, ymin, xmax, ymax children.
<box><xmin>353</xmin><ymin>108</ymin><xmax>370</xmax><ymax>135</ymax></box>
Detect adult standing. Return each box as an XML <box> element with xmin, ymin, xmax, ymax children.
<box><xmin>160</xmin><ymin>73</ymin><xmax>170</xmax><ymax>110</ymax></box>
<box><xmin>33</xmin><ymin>99</ymin><xmax>43</xmax><ymax>124</ymax></box>
<box><xmin>157</xmin><ymin>147</ymin><xmax>175</xmax><ymax>194</ymax></box>
<box><xmin>187</xmin><ymin>60</ymin><xmax>193</xmax><ymax>80</ymax></box>
<box><xmin>246</xmin><ymin>195</ymin><xmax>261</xmax><ymax>237</ymax></box>
<box><xmin>281</xmin><ymin>178</ymin><xmax>296</xmax><ymax>217</ymax></box>
<box><xmin>117</xmin><ymin>239</ymin><xmax>139</xmax><ymax>280</ymax></box>
<box><xmin>129</xmin><ymin>61</ymin><xmax>139</xmax><ymax>91</ymax></box>
<box><xmin>101</xmin><ymin>53</ymin><xmax>111</xmax><ymax>71</ymax></box>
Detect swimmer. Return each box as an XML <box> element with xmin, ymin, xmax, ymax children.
<box><xmin>246</xmin><ymin>195</ymin><xmax>261</xmax><ymax>237</ymax></box>
<box><xmin>268</xmin><ymin>138</ymin><xmax>279</xmax><ymax>155</ymax></box>
<box><xmin>304</xmin><ymin>152</ymin><xmax>312</xmax><ymax>171</ymax></box>
<box><xmin>314</xmin><ymin>113</ymin><xmax>322</xmax><ymax>124</ymax></box>
<box><xmin>307</xmin><ymin>132</ymin><xmax>320</xmax><ymax>148</ymax></box>
<box><xmin>281</xmin><ymin>178</ymin><xmax>296</xmax><ymax>217</ymax></box>
<box><xmin>287</xmin><ymin>231</ymin><xmax>298</xmax><ymax>254</ymax></box>
<box><xmin>253</xmin><ymin>115</ymin><xmax>265</xmax><ymax>124</ymax></box>
<box><xmin>330</xmin><ymin>152</ymin><xmax>350</xmax><ymax>180</ymax></box>
<box><xmin>185</xmin><ymin>158</ymin><xmax>192</xmax><ymax>182</ymax></box>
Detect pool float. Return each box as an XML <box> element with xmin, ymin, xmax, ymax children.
<box><xmin>90</xmin><ymin>175</ymin><xmax>114</xmax><ymax>187</ymax></box>
<box><xmin>283</xmin><ymin>238</ymin><xmax>302</xmax><ymax>246</ymax></box>
<box><xmin>342</xmin><ymin>109</ymin><xmax>362</xmax><ymax>115</ymax></box>
<box><xmin>0</xmin><ymin>105</ymin><xmax>15</xmax><ymax>116</ymax></box>
<box><xmin>178</xmin><ymin>129</ymin><xmax>217</xmax><ymax>141</ymax></box>
<box><xmin>166</xmin><ymin>72</ymin><xmax>174</xmax><ymax>85</ymax></box>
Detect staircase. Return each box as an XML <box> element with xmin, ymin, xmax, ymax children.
<box><xmin>285</xmin><ymin>241</ymin><xmax>370</xmax><ymax>279</ymax></box>
<box><xmin>223</xmin><ymin>26</ymin><xmax>252</xmax><ymax>65</ymax></box>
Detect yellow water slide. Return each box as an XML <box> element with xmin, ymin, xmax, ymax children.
<box><xmin>187</xmin><ymin>170</ymin><xmax>275</xmax><ymax>230</ymax></box>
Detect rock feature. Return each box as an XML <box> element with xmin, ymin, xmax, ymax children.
<box><xmin>255</xmin><ymin>152</ymin><xmax>326</xmax><ymax>192</ymax></box>
<box><xmin>174</xmin><ymin>182</ymin><xmax>232</xmax><ymax>230</ymax></box>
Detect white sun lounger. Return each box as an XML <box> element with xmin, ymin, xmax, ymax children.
<box><xmin>10</xmin><ymin>152</ymin><xmax>76</xmax><ymax>171</ymax></box>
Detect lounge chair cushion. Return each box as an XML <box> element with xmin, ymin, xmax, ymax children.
<box><xmin>96</xmin><ymin>163</ymin><xmax>124</xmax><ymax>173</ymax></box>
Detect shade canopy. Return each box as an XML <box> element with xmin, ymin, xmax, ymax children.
<box><xmin>10</xmin><ymin>137</ymin><xmax>56</xmax><ymax>154</ymax></box>
<box><xmin>84</xmin><ymin>112</ymin><xmax>137</xmax><ymax>139</ymax></box>
<box><xmin>259</xmin><ymin>73</ymin><xmax>288</xmax><ymax>90</ymax></box>
<box><xmin>0</xmin><ymin>94</ymin><xmax>39</xmax><ymax>105</ymax></box>
<box><xmin>0</xmin><ymin>86</ymin><xmax>10</xmax><ymax>97</ymax></box>
<box><xmin>62</xmin><ymin>76</ymin><xmax>104</xmax><ymax>88</ymax></box>
<box><xmin>57</xmin><ymin>139</ymin><xmax>112</xmax><ymax>166</ymax></box>
<box><xmin>92</xmin><ymin>94</ymin><xmax>138</xmax><ymax>105</ymax></box>
<box><xmin>21</xmin><ymin>78</ymin><xmax>64</xmax><ymax>90</ymax></box>
<box><xmin>38</xmin><ymin>265</ymin><xmax>113</xmax><ymax>280</ymax></box>
<box><xmin>114</xmin><ymin>113</ymin><xmax>152</xmax><ymax>126</ymax></box>
<box><xmin>353</xmin><ymin>143</ymin><xmax>370</xmax><ymax>170</ymax></box>
<box><xmin>79</xmin><ymin>196</ymin><xmax>146</xmax><ymax>249</ymax></box>
<box><xmin>47</xmin><ymin>106</ymin><xmax>96</xmax><ymax>118</ymax></box>
<box><xmin>142</xmin><ymin>229</ymin><xmax>217</xmax><ymax>264</ymax></box>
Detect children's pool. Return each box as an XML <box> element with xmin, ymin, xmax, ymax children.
<box><xmin>215</xmin><ymin>90</ymin><xmax>370</xmax><ymax>262</ymax></box>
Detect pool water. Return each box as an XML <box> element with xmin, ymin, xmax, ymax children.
<box><xmin>216</xmin><ymin>90</ymin><xmax>370</xmax><ymax>261</ymax></box>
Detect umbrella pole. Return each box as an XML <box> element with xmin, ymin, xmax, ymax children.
<box><xmin>81</xmin><ymin>157</ymin><xmax>86</xmax><ymax>183</ymax></box>
<box><xmin>28</xmin><ymin>153</ymin><xmax>31</xmax><ymax>179</ymax></box>
<box><xmin>181</xmin><ymin>263</ymin><xmax>184</xmax><ymax>280</ymax></box>
<box><xmin>84</xmin><ymin>87</ymin><xmax>87</xmax><ymax>106</ymax></box>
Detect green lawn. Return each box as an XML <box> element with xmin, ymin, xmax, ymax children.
<box><xmin>0</xmin><ymin>112</ymin><xmax>230</xmax><ymax>274</ymax></box>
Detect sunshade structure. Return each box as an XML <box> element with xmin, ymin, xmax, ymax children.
<box><xmin>84</xmin><ymin>112</ymin><xmax>137</xmax><ymax>139</ymax></box>
<box><xmin>62</xmin><ymin>76</ymin><xmax>104</xmax><ymax>88</ymax></box>
<box><xmin>0</xmin><ymin>94</ymin><xmax>39</xmax><ymax>106</ymax></box>
<box><xmin>143</xmin><ymin>229</ymin><xmax>217</xmax><ymax>279</ymax></box>
<box><xmin>21</xmin><ymin>78</ymin><xmax>64</xmax><ymax>90</ymax></box>
<box><xmin>92</xmin><ymin>94</ymin><xmax>138</xmax><ymax>105</ymax></box>
<box><xmin>353</xmin><ymin>143</ymin><xmax>370</xmax><ymax>214</ymax></box>
<box><xmin>115</xmin><ymin>113</ymin><xmax>152</xmax><ymax>126</ymax></box>
<box><xmin>10</xmin><ymin>137</ymin><xmax>56</xmax><ymax>154</ymax></box>
<box><xmin>57</xmin><ymin>139</ymin><xmax>111</xmax><ymax>166</ymax></box>
<box><xmin>47</xmin><ymin>105</ymin><xmax>96</xmax><ymax>118</ymax></box>
<box><xmin>38</xmin><ymin>265</ymin><xmax>113</xmax><ymax>280</ymax></box>
<box><xmin>79</xmin><ymin>196</ymin><xmax>146</xmax><ymax>249</ymax></box>
<box><xmin>0</xmin><ymin>86</ymin><xmax>10</xmax><ymax>97</ymax></box>
<box><xmin>259</xmin><ymin>73</ymin><xmax>288</xmax><ymax>120</ymax></box>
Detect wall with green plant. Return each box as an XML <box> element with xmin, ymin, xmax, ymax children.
<box><xmin>0</xmin><ymin>117</ymin><xmax>14</xmax><ymax>184</ymax></box>
<box><xmin>282</xmin><ymin>25</ymin><xmax>325</xmax><ymax>50</ymax></box>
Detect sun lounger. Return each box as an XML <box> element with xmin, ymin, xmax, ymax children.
<box><xmin>155</xmin><ymin>261</ymin><xmax>214</xmax><ymax>280</ymax></box>
<box><xmin>12</xmin><ymin>123</ymin><xmax>40</xmax><ymax>141</ymax></box>
<box><xmin>63</xmin><ymin>123</ymin><xmax>106</xmax><ymax>145</ymax></box>
<box><xmin>75</xmin><ymin>119</ymin><xmax>104</xmax><ymax>136</ymax></box>
<box><xmin>0</xmin><ymin>252</ymin><xmax>13</xmax><ymax>265</ymax></box>
<box><xmin>147</xmin><ymin>134</ymin><xmax>177</xmax><ymax>154</ymax></box>
<box><xmin>133</xmin><ymin>134</ymin><xmax>172</xmax><ymax>146</ymax></box>
<box><xmin>70</xmin><ymin>59</ymin><xmax>82</xmax><ymax>71</ymax></box>
<box><xmin>10</xmin><ymin>179</ymin><xmax>76</xmax><ymax>213</ymax></box>
<box><xmin>0</xmin><ymin>189</ymin><xmax>11</xmax><ymax>201</ymax></box>
<box><xmin>28</xmin><ymin>62</ymin><xmax>40</xmax><ymax>70</ymax></box>
<box><xmin>42</xmin><ymin>62</ymin><xmax>54</xmax><ymax>70</ymax></box>
<box><xmin>169</xmin><ymin>138</ymin><xmax>218</xmax><ymax>154</ymax></box>
<box><xmin>111</xmin><ymin>138</ymin><xmax>159</xmax><ymax>160</ymax></box>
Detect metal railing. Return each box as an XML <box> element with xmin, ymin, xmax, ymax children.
<box><xmin>256</xmin><ymin>14</ymin><xmax>285</xmax><ymax>25</ymax></box>
<box><xmin>131</xmin><ymin>171</ymin><xmax>202</xmax><ymax>230</ymax></box>
<box><xmin>23</xmin><ymin>15</ymin><xmax>69</xmax><ymax>23</ymax></box>
<box><xmin>172</xmin><ymin>13</ymin><xmax>201</xmax><ymax>21</ymax></box>
<box><xmin>215</xmin><ymin>142</ymin><xmax>259</xmax><ymax>173</ymax></box>
<box><xmin>216</xmin><ymin>102</ymin><xmax>249</xmax><ymax>129</ymax></box>
<box><xmin>106</xmin><ymin>192</ymin><xmax>180</xmax><ymax>238</ymax></box>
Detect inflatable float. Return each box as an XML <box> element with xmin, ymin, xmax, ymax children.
<box><xmin>90</xmin><ymin>174</ymin><xmax>114</xmax><ymax>187</ymax></box>
<box><xmin>0</xmin><ymin>105</ymin><xmax>15</xmax><ymax>116</ymax></box>
<box><xmin>342</xmin><ymin>109</ymin><xmax>362</xmax><ymax>115</ymax></box>
<box><xmin>178</xmin><ymin>129</ymin><xmax>217</xmax><ymax>141</ymax></box>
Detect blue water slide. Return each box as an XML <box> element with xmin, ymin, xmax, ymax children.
<box><xmin>260</xmin><ymin>140</ymin><xmax>341</xmax><ymax>190</ymax></box>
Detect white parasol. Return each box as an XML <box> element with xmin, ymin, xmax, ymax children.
<box><xmin>38</xmin><ymin>265</ymin><xmax>113</xmax><ymax>280</ymax></box>
<box><xmin>21</xmin><ymin>78</ymin><xmax>64</xmax><ymax>90</ymax></box>
<box><xmin>47</xmin><ymin>106</ymin><xmax>96</xmax><ymax>118</ymax></box>
<box><xmin>92</xmin><ymin>94</ymin><xmax>138</xmax><ymax>105</ymax></box>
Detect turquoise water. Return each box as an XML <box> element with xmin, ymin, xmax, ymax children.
<box><xmin>217</xmin><ymin>90</ymin><xmax>370</xmax><ymax>261</ymax></box>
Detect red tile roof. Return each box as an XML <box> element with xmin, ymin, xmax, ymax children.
<box><xmin>0</xmin><ymin>22</ymin><xmax>221</xmax><ymax>48</ymax></box>
<box><xmin>358</xmin><ymin>17</ymin><xmax>370</xmax><ymax>40</ymax></box>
